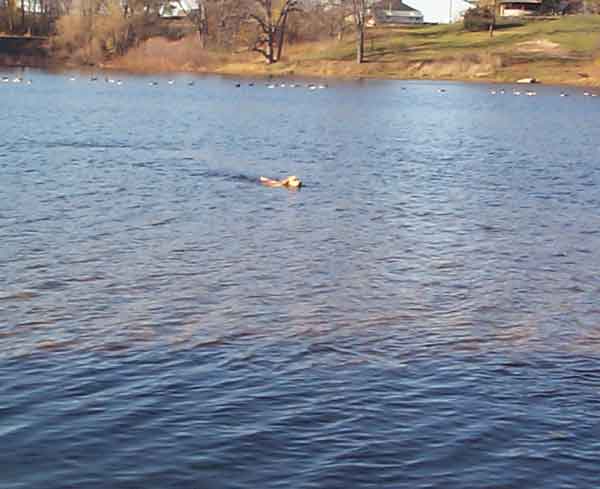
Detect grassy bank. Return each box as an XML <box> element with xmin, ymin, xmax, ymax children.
<box><xmin>79</xmin><ymin>15</ymin><xmax>600</xmax><ymax>85</ymax></box>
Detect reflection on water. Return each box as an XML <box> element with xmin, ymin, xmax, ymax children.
<box><xmin>1</xmin><ymin>70</ymin><xmax>600</xmax><ymax>488</ymax></box>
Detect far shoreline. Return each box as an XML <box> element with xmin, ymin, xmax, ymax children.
<box><xmin>3</xmin><ymin>15</ymin><xmax>600</xmax><ymax>90</ymax></box>
<box><xmin>3</xmin><ymin>57</ymin><xmax>600</xmax><ymax>91</ymax></box>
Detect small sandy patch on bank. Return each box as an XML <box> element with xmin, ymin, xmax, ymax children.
<box><xmin>517</xmin><ymin>39</ymin><xmax>566</xmax><ymax>55</ymax></box>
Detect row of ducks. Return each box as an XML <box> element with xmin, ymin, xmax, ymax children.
<box><xmin>489</xmin><ymin>88</ymin><xmax>598</xmax><ymax>97</ymax></box>
<box><xmin>1</xmin><ymin>76</ymin><xmax>32</xmax><ymax>84</ymax></box>
<box><xmin>64</xmin><ymin>77</ymin><xmax>328</xmax><ymax>89</ymax></box>
<box><xmin>4</xmin><ymin>76</ymin><xmax>598</xmax><ymax>97</ymax></box>
<box><xmin>234</xmin><ymin>82</ymin><xmax>328</xmax><ymax>90</ymax></box>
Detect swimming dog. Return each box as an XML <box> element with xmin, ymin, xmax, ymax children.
<box><xmin>260</xmin><ymin>175</ymin><xmax>302</xmax><ymax>189</ymax></box>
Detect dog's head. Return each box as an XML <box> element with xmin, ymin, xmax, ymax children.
<box><xmin>283</xmin><ymin>175</ymin><xmax>302</xmax><ymax>188</ymax></box>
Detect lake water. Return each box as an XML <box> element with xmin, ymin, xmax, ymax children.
<box><xmin>1</xmin><ymin>70</ymin><xmax>600</xmax><ymax>488</ymax></box>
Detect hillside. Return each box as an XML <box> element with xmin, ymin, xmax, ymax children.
<box><xmin>95</xmin><ymin>16</ymin><xmax>600</xmax><ymax>85</ymax></box>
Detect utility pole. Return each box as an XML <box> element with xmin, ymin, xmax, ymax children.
<box><xmin>449</xmin><ymin>0</ymin><xmax>453</xmax><ymax>23</ymax></box>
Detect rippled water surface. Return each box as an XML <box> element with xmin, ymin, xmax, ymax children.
<box><xmin>2</xmin><ymin>70</ymin><xmax>600</xmax><ymax>488</ymax></box>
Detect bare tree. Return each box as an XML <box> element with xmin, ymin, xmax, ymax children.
<box><xmin>173</xmin><ymin>0</ymin><xmax>209</xmax><ymax>48</ymax></box>
<box><xmin>351</xmin><ymin>0</ymin><xmax>366</xmax><ymax>63</ymax></box>
<box><xmin>249</xmin><ymin>0</ymin><xmax>299</xmax><ymax>64</ymax></box>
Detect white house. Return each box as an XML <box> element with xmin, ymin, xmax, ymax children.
<box><xmin>369</xmin><ymin>0</ymin><xmax>424</xmax><ymax>26</ymax></box>
<box><xmin>159</xmin><ymin>0</ymin><xmax>198</xmax><ymax>18</ymax></box>
<box><xmin>499</xmin><ymin>0</ymin><xmax>542</xmax><ymax>17</ymax></box>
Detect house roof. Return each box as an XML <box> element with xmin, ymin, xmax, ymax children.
<box><xmin>370</xmin><ymin>0</ymin><xmax>421</xmax><ymax>13</ymax></box>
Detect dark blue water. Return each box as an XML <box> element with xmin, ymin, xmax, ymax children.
<box><xmin>2</xmin><ymin>70</ymin><xmax>600</xmax><ymax>488</ymax></box>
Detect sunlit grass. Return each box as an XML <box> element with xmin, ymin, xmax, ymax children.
<box><xmin>301</xmin><ymin>15</ymin><xmax>600</xmax><ymax>63</ymax></box>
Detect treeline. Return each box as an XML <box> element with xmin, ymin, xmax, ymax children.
<box><xmin>0</xmin><ymin>0</ymin><xmax>358</xmax><ymax>64</ymax></box>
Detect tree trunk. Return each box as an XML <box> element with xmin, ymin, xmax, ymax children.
<box><xmin>198</xmin><ymin>1</ymin><xmax>208</xmax><ymax>48</ymax></box>
<box><xmin>489</xmin><ymin>0</ymin><xmax>497</xmax><ymax>38</ymax></box>
<box><xmin>7</xmin><ymin>0</ymin><xmax>15</xmax><ymax>33</ymax></box>
<box><xmin>356</xmin><ymin>23</ymin><xmax>364</xmax><ymax>64</ymax></box>
<box><xmin>275</xmin><ymin>11</ymin><xmax>288</xmax><ymax>62</ymax></box>
<box><xmin>266</xmin><ymin>30</ymin><xmax>274</xmax><ymax>63</ymax></box>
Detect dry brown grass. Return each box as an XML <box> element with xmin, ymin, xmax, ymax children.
<box><xmin>105</xmin><ymin>36</ymin><xmax>223</xmax><ymax>72</ymax></box>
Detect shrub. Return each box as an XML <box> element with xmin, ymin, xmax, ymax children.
<box><xmin>463</xmin><ymin>7</ymin><xmax>494</xmax><ymax>31</ymax></box>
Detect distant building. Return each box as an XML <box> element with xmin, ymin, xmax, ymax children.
<box><xmin>159</xmin><ymin>0</ymin><xmax>197</xmax><ymax>19</ymax></box>
<box><xmin>499</xmin><ymin>0</ymin><xmax>542</xmax><ymax>17</ymax></box>
<box><xmin>369</xmin><ymin>0</ymin><xmax>424</xmax><ymax>26</ymax></box>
